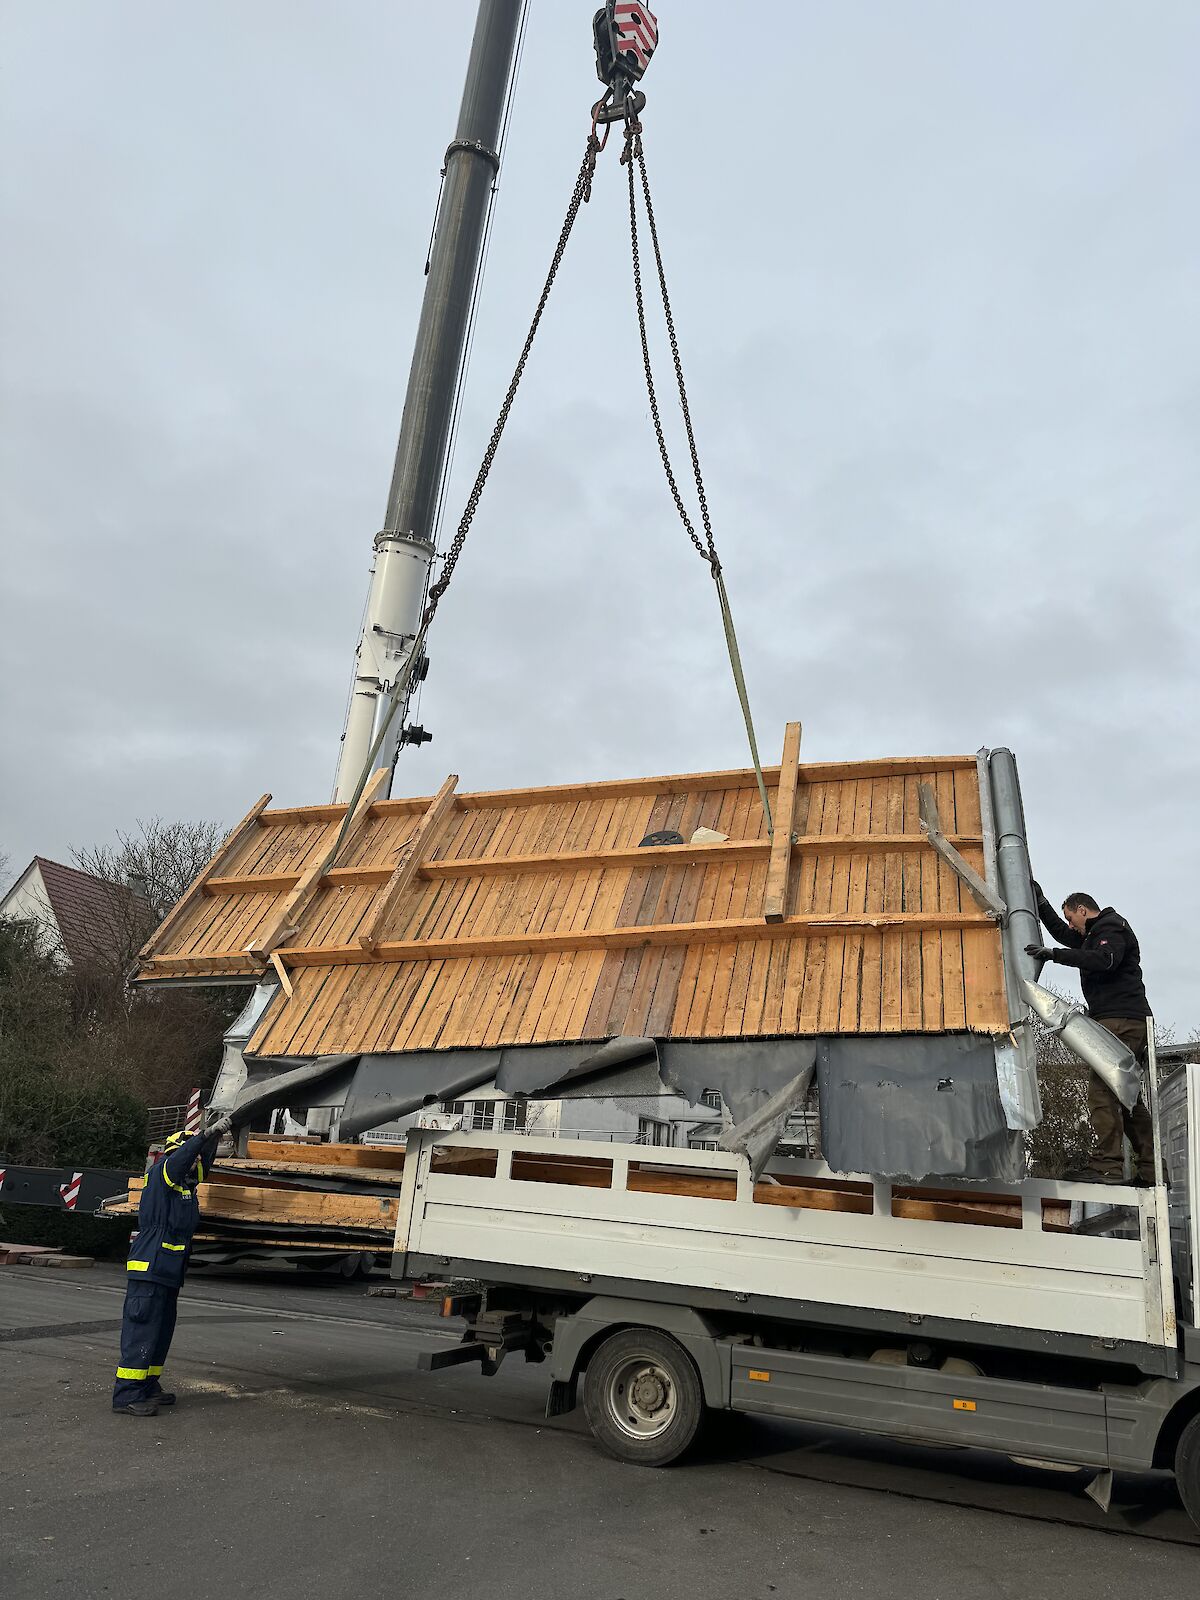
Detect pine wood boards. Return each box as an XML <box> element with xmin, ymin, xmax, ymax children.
<box><xmin>135</xmin><ymin>745</ymin><xmax>1011</xmax><ymax>1054</ymax></box>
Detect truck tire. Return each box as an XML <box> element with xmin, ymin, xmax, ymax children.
<box><xmin>582</xmin><ymin>1328</ymin><xmax>704</xmax><ymax>1467</ymax></box>
<box><xmin>1176</xmin><ymin>1412</ymin><xmax>1200</xmax><ymax>1531</ymax></box>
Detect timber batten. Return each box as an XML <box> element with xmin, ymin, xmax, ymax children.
<box><xmin>134</xmin><ymin>746</ymin><xmax>1010</xmax><ymax>1055</ymax></box>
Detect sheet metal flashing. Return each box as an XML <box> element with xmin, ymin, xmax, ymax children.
<box><xmin>257</xmin><ymin>1029</ymin><xmax>1025</xmax><ymax>1183</ymax></box>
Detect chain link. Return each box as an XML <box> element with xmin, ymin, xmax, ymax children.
<box><xmin>624</xmin><ymin>122</ymin><xmax>720</xmax><ymax>575</ymax></box>
<box><xmin>423</xmin><ymin>134</ymin><xmax>602</xmax><ymax>626</ymax></box>
<box><xmin>622</xmin><ymin>116</ymin><xmax>773</xmax><ymax>832</ymax></box>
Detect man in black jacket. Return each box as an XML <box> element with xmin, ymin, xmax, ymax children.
<box><xmin>1026</xmin><ymin>888</ymin><xmax>1154</xmax><ymax>1182</ymax></box>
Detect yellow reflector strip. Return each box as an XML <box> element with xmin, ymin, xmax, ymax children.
<box><xmin>127</xmin><ymin>1260</ymin><xmax>150</xmax><ymax>1272</ymax></box>
<box><xmin>148</xmin><ymin>1366</ymin><xmax>163</xmax><ymax>1376</ymax></box>
<box><xmin>160</xmin><ymin>1161</ymin><xmax>191</xmax><ymax>1198</ymax></box>
<box><xmin>116</xmin><ymin>1366</ymin><xmax>149</xmax><ymax>1380</ymax></box>
<box><xmin>161</xmin><ymin>1242</ymin><xmax>186</xmax><ymax>1251</ymax></box>
<box><xmin>953</xmin><ymin>1398</ymin><xmax>977</xmax><ymax>1412</ymax></box>
<box><xmin>748</xmin><ymin>1369</ymin><xmax>771</xmax><ymax>1382</ymax></box>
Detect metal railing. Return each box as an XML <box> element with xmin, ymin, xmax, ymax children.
<box><xmin>145</xmin><ymin>1104</ymin><xmax>190</xmax><ymax>1141</ymax></box>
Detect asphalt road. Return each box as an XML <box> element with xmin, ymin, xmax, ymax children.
<box><xmin>2</xmin><ymin>1262</ymin><xmax>1196</xmax><ymax>1599</ymax></box>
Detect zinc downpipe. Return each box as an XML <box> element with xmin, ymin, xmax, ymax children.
<box><xmin>986</xmin><ymin>747</ymin><xmax>1043</xmax><ymax>1129</ymax></box>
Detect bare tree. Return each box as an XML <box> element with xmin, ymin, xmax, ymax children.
<box><xmin>61</xmin><ymin>817</ymin><xmax>243</xmax><ymax>1106</ymax></box>
<box><xmin>69</xmin><ymin>817</ymin><xmax>225</xmax><ymax>997</ymax></box>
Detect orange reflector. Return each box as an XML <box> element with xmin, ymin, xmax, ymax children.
<box><xmin>953</xmin><ymin>1398</ymin><xmax>976</xmax><ymax>1412</ymax></box>
<box><xmin>748</xmin><ymin>1369</ymin><xmax>770</xmax><ymax>1382</ymax></box>
<box><xmin>441</xmin><ymin>1296</ymin><xmax>454</xmax><ymax>1318</ymax></box>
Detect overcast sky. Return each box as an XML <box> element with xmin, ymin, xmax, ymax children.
<box><xmin>1</xmin><ymin>2</ymin><xmax>1196</xmax><ymax>1028</ymax></box>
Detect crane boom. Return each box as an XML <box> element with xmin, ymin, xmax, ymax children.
<box><xmin>334</xmin><ymin>0</ymin><xmax>524</xmax><ymax>803</ymax></box>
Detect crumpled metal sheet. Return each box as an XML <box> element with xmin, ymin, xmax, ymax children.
<box><xmin>1022</xmin><ymin>979</ymin><xmax>1142</xmax><ymax>1111</ymax></box>
<box><xmin>815</xmin><ymin>1033</ymin><xmax>1024</xmax><ymax>1183</ymax></box>
<box><xmin>318</xmin><ymin>1031</ymin><xmax>1023</xmax><ymax>1184</ymax></box>
<box><xmin>717</xmin><ymin>1056</ymin><xmax>818</xmax><ymax>1179</ymax></box>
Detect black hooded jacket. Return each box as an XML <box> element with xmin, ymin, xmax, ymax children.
<box><xmin>1035</xmin><ymin>897</ymin><xmax>1150</xmax><ymax>1020</ymax></box>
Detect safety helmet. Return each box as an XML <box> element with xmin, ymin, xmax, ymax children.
<box><xmin>163</xmin><ymin>1130</ymin><xmax>188</xmax><ymax>1151</ymax></box>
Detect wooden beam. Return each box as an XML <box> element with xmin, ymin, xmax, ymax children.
<box><xmin>763</xmin><ymin>721</ymin><xmax>803</xmax><ymax>923</ymax></box>
<box><xmin>202</xmin><ymin>832</ymin><xmax>986</xmax><ymax>897</ymax></box>
<box><xmin>206</xmin><ymin>871</ymin><xmax>299</xmax><ymax>896</ymax></box>
<box><xmin>408</xmin><ymin>755</ymin><xmax>978</xmax><ymax>811</ymax></box>
<box><xmin>357</xmin><ymin>773</ymin><xmax>460</xmax><ymax>951</ymax></box>
<box><xmin>196</xmin><ymin>1180</ymin><xmax>398</xmax><ymax>1232</ymax></box>
<box><xmin>246</xmin><ymin>1138</ymin><xmax>406</xmax><ymax>1170</ymax></box>
<box><xmin>144</xmin><ymin>908</ymin><xmax>998</xmax><ymax>976</ymax></box>
<box><xmin>268</xmin><ymin>952</ymin><xmax>294</xmax><ymax>998</ymax></box>
<box><xmin>245</xmin><ymin>766</ymin><xmax>391</xmax><ymax>961</ymax></box>
<box><xmin>140</xmin><ymin>951</ymin><xmax>264</xmax><ymax>977</ymax></box>
<box><xmin>247</xmin><ymin>756</ymin><xmax>976</xmax><ymax>822</ymax></box>
<box><xmin>917</xmin><ymin>782</ymin><xmax>1007</xmax><ymax>921</ymax></box>
<box><xmin>137</xmin><ymin>793</ymin><xmax>271</xmax><ymax>959</ymax></box>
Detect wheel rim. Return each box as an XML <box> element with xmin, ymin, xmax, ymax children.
<box><xmin>606</xmin><ymin>1356</ymin><xmax>677</xmax><ymax>1441</ymax></box>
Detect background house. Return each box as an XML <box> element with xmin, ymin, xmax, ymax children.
<box><xmin>0</xmin><ymin>855</ymin><xmax>149</xmax><ymax>972</ymax></box>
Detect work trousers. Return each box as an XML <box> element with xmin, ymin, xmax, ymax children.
<box><xmin>113</xmin><ymin>1280</ymin><xmax>179</xmax><ymax>1409</ymax></box>
<box><xmin>1088</xmin><ymin>1016</ymin><xmax>1155</xmax><ymax>1178</ymax></box>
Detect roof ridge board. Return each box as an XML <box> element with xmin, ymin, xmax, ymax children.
<box><xmin>256</xmin><ymin>756</ymin><xmax>979</xmax><ymax>827</ymax></box>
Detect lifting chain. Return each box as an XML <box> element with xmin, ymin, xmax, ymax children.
<box><xmin>621</xmin><ymin>115</ymin><xmax>774</xmax><ymax>834</ymax></box>
<box><xmin>339</xmin><ymin>103</ymin><xmax>774</xmax><ymax>840</ymax></box>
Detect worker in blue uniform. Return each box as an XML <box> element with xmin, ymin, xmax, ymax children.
<box><xmin>112</xmin><ymin>1114</ymin><xmax>231</xmax><ymax>1416</ymax></box>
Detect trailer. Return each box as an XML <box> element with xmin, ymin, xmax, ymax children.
<box><xmin>395</xmin><ymin>1063</ymin><xmax>1200</xmax><ymax>1530</ymax></box>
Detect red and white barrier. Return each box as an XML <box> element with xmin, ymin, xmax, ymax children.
<box><xmin>59</xmin><ymin>1172</ymin><xmax>83</xmax><ymax>1211</ymax></box>
<box><xmin>185</xmin><ymin>1087</ymin><xmax>202</xmax><ymax>1134</ymax></box>
<box><xmin>0</xmin><ymin>1167</ymin><xmax>6</xmax><ymax>1195</ymax></box>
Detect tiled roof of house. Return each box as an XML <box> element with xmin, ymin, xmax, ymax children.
<box><xmin>33</xmin><ymin>857</ymin><xmax>149</xmax><ymax>969</ymax></box>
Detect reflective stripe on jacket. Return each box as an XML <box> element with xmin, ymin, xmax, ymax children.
<box><xmin>126</xmin><ymin>1129</ymin><xmax>217</xmax><ymax>1287</ymax></box>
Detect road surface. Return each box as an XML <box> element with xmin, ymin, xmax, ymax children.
<box><xmin>2</xmin><ymin>1262</ymin><xmax>1196</xmax><ymax>1599</ymax></box>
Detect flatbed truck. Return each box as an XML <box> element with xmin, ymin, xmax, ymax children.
<box><xmin>393</xmin><ymin>1064</ymin><xmax>1200</xmax><ymax>1531</ymax></box>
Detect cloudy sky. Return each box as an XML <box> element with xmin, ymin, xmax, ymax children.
<box><xmin>2</xmin><ymin>2</ymin><xmax>1196</xmax><ymax>1027</ymax></box>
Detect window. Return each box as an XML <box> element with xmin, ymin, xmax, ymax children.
<box><xmin>638</xmin><ymin>1117</ymin><xmax>671</xmax><ymax>1147</ymax></box>
<box><xmin>700</xmin><ymin>1089</ymin><xmax>722</xmax><ymax>1109</ymax></box>
<box><xmin>689</xmin><ymin>1138</ymin><xmax>720</xmax><ymax>1152</ymax></box>
<box><xmin>501</xmin><ymin>1101</ymin><xmax>528</xmax><ymax>1133</ymax></box>
<box><xmin>442</xmin><ymin>1101</ymin><xmax>467</xmax><ymax>1118</ymax></box>
<box><xmin>470</xmin><ymin>1101</ymin><xmax>496</xmax><ymax>1132</ymax></box>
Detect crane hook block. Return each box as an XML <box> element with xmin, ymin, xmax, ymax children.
<box><xmin>593</xmin><ymin>3</ymin><xmax>659</xmax><ymax>90</ymax></box>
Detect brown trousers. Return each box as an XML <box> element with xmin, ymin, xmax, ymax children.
<box><xmin>1088</xmin><ymin>1016</ymin><xmax>1155</xmax><ymax>1177</ymax></box>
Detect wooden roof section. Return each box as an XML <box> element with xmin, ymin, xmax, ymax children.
<box><xmin>136</xmin><ymin>728</ymin><xmax>1010</xmax><ymax>1057</ymax></box>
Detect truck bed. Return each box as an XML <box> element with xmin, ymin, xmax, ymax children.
<box><xmin>396</xmin><ymin>1131</ymin><xmax>1177</xmax><ymax>1373</ymax></box>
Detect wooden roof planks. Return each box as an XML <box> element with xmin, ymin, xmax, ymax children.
<box><xmin>135</xmin><ymin>741</ymin><xmax>1009</xmax><ymax>1056</ymax></box>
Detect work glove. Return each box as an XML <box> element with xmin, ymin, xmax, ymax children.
<box><xmin>204</xmin><ymin>1111</ymin><xmax>233</xmax><ymax>1136</ymax></box>
<box><xmin>1024</xmin><ymin>943</ymin><xmax>1054</xmax><ymax>962</ymax></box>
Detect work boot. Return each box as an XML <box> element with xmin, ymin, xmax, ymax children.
<box><xmin>113</xmin><ymin>1399</ymin><xmax>160</xmax><ymax>1417</ymax></box>
<box><xmin>149</xmin><ymin>1390</ymin><xmax>176</xmax><ymax>1405</ymax></box>
<box><xmin>1060</xmin><ymin>1166</ymin><xmax>1122</xmax><ymax>1184</ymax></box>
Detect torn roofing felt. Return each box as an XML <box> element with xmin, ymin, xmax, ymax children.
<box><xmin>245</xmin><ymin>1030</ymin><xmax>1021</xmax><ymax>1184</ymax></box>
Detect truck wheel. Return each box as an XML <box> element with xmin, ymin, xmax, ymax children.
<box><xmin>1176</xmin><ymin>1412</ymin><xmax>1200</xmax><ymax>1531</ymax></box>
<box><xmin>583</xmin><ymin>1328</ymin><xmax>704</xmax><ymax>1467</ymax></box>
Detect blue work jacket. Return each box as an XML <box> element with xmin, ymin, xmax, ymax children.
<box><xmin>126</xmin><ymin>1129</ymin><xmax>218</xmax><ymax>1288</ymax></box>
